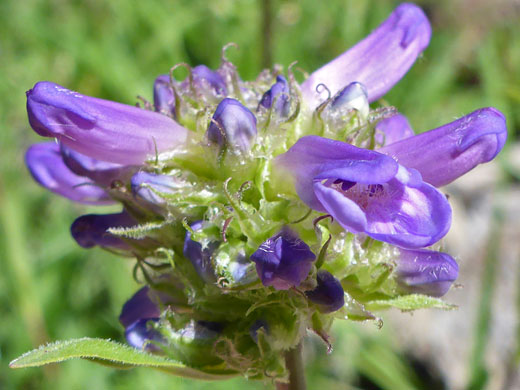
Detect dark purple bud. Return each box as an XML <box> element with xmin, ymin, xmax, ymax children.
<box><xmin>396</xmin><ymin>248</ymin><xmax>459</xmax><ymax>297</ymax></box>
<box><xmin>305</xmin><ymin>270</ymin><xmax>345</xmax><ymax>313</ymax></box>
<box><xmin>259</xmin><ymin>75</ymin><xmax>290</xmax><ymax>117</ymax></box>
<box><xmin>119</xmin><ymin>286</ymin><xmax>161</xmax><ymax>328</ymax></box>
<box><xmin>276</xmin><ymin>136</ymin><xmax>452</xmax><ymax>248</ymax></box>
<box><xmin>25</xmin><ymin>142</ymin><xmax>113</xmax><ymax>205</ymax></box>
<box><xmin>191</xmin><ymin>65</ymin><xmax>227</xmax><ymax>96</ymax></box>
<box><xmin>379</xmin><ymin>108</ymin><xmax>507</xmax><ymax>187</ymax></box>
<box><xmin>206</xmin><ymin>98</ymin><xmax>257</xmax><ymax>151</ymax></box>
<box><xmin>131</xmin><ymin>171</ymin><xmax>182</xmax><ymax>208</ymax></box>
<box><xmin>330</xmin><ymin>82</ymin><xmax>369</xmax><ymax>117</ymax></box>
<box><xmin>153</xmin><ymin>74</ymin><xmax>175</xmax><ymax>116</ymax></box>
<box><xmin>375</xmin><ymin>113</ymin><xmax>414</xmax><ymax>146</ymax></box>
<box><xmin>70</xmin><ymin>211</ymin><xmax>148</xmax><ymax>250</ymax></box>
<box><xmin>27</xmin><ymin>81</ymin><xmax>190</xmax><ymax>164</ymax></box>
<box><xmin>249</xmin><ymin>320</ymin><xmax>269</xmax><ymax>342</ymax></box>
<box><xmin>183</xmin><ymin>221</ymin><xmax>218</xmax><ymax>283</ymax></box>
<box><xmin>250</xmin><ymin>228</ymin><xmax>316</xmax><ymax>290</ymax></box>
<box><xmin>60</xmin><ymin>143</ymin><xmax>134</xmax><ymax>187</ymax></box>
<box><xmin>301</xmin><ymin>3</ymin><xmax>431</xmax><ymax>108</ymax></box>
<box><xmin>125</xmin><ymin>318</ymin><xmax>165</xmax><ymax>351</ymax></box>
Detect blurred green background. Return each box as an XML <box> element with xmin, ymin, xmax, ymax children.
<box><xmin>1</xmin><ymin>0</ymin><xmax>519</xmax><ymax>389</ymax></box>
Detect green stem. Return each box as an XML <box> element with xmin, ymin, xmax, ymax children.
<box><xmin>277</xmin><ymin>342</ymin><xmax>306</xmax><ymax>390</ymax></box>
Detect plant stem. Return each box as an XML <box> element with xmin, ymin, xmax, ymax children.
<box><xmin>276</xmin><ymin>341</ymin><xmax>306</xmax><ymax>390</ymax></box>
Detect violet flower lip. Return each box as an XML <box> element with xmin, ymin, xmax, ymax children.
<box><xmin>25</xmin><ymin>142</ymin><xmax>113</xmax><ymax>205</ymax></box>
<box><xmin>27</xmin><ymin>81</ymin><xmax>191</xmax><ymax>165</ymax></box>
<box><xmin>301</xmin><ymin>3</ymin><xmax>431</xmax><ymax>108</ymax></box>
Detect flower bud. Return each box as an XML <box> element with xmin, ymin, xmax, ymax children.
<box><xmin>191</xmin><ymin>65</ymin><xmax>227</xmax><ymax>96</ymax></box>
<box><xmin>396</xmin><ymin>248</ymin><xmax>459</xmax><ymax>297</ymax></box>
<box><xmin>153</xmin><ymin>74</ymin><xmax>175</xmax><ymax>116</ymax></box>
<box><xmin>206</xmin><ymin>98</ymin><xmax>257</xmax><ymax>152</ymax></box>
<box><xmin>330</xmin><ymin>82</ymin><xmax>369</xmax><ymax>118</ymax></box>
<box><xmin>305</xmin><ymin>270</ymin><xmax>345</xmax><ymax>313</ymax></box>
<box><xmin>131</xmin><ymin>171</ymin><xmax>182</xmax><ymax>209</ymax></box>
<box><xmin>250</xmin><ymin>228</ymin><xmax>316</xmax><ymax>290</ymax></box>
<box><xmin>183</xmin><ymin>221</ymin><xmax>219</xmax><ymax>283</ymax></box>
<box><xmin>259</xmin><ymin>75</ymin><xmax>290</xmax><ymax>117</ymax></box>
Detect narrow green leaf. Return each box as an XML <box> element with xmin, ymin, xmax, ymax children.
<box><xmin>365</xmin><ymin>294</ymin><xmax>457</xmax><ymax>312</ymax></box>
<box><xmin>9</xmin><ymin>338</ymin><xmax>238</xmax><ymax>380</ymax></box>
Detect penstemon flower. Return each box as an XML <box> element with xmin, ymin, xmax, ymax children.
<box><xmin>18</xmin><ymin>2</ymin><xmax>507</xmax><ymax>386</ymax></box>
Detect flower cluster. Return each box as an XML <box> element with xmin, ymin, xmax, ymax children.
<box><xmin>25</xmin><ymin>3</ymin><xmax>506</xmax><ymax>380</ymax></box>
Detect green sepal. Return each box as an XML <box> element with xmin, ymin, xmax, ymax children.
<box><xmin>9</xmin><ymin>338</ymin><xmax>238</xmax><ymax>380</ymax></box>
<box><xmin>365</xmin><ymin>294</ymin><xmax>458</xmax><ymax>312</ymax></box>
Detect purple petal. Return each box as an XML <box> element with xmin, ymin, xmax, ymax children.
<box><xmin>305</xmin><ymin>270</ymin><xmax>345</xmax><ymax>313</ymax></box>
<box><xmin>60</xmin><ymin>143</ymin><xmax>134</xmax><ymax>187</ymax></box>
<box><xmin>27</xmin><ymin>81</ymin><xmax>190</xmax><ymax>164</ymax></box>
<box><xmin>259</xmin><ymin>75</ymin><xmax>290</xmax><ymax>117</ymax></box>
<box><xmin>70</xmin><ymin>211</ymin><xmax>151</xmax><ymax>250</ymax></box>
<box><xmin>314</xmin><ymin>165</ymin><xmax>451</xmax><ymax>248</ymax></box>
<box><xmin>275</xmin><ymin>136</ymin><xmax>398</xmax><ymax>211</ymax></box>
<box><xmin>125</xmin><ymin>318</ymin><xmax>164</xmax><ymax>351</ymax></box>
<box><xmin>301</xmin><ymin>3</ymin><xmax>431</xmax><ymax>108</ymax></box>
<box><xmin>131</xmin><ymin>171</ymin><xmax>182</xmax><ymax>209</ymax></box>
<box><xmin>379</xmin><ymin>108</ymin><xmax>507</xmax><ymax>187</ymax></box>
<box><xmin>119</xmin><ymin>287</ymin><xmax>161</xmax><ymax>328</ymax></box>
<box><xmin>183</xmin><ymin>221</ymin><xmax>218</xmax><ymax>283</ymax></box>
<box><xmin>153</xmin><ymin>74</ymin><xmax>175</xmax><ymax>116</ymax></box>
<box><xmin>25</xmin><ymin>142</ymin><xmax>113</xmax><ymax>205</ymax></box>
<box><xmin>250</xmin><ymin>227</ymin><xmax>316</xmax><ymax>290</ymax></box>
<box><xmin>206</xmin><ymin>98</ymin><xmax>257</xmax><ymax>151</ymax></box>
<box><xmin>396</xmin><ymin>248</ymin><xmax>459</xmax><ymax>297</ymax></box>
<box><xmin>375</xmin><ymin>113</ymin><xmax>414</xmax><ymax>146</ymax></box>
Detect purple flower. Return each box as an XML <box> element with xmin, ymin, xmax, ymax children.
<box><xmin>259</xmin><ymin>75</ymin><xmax>290</xmax><ymax>117</ymax></box>
<box><xmin>379</xmin><ymin>108</ymin><xmax>507</xmax><ymax>187</ymax></box>
<box><xmin>206</xmin><ymin>98</ymin><xmax>257</xmax><ymax>151</ymax></box>
<box><xmin>25</xmin><ymin>142</ymin><xmax>113</xmax><ymax>205</ymax></box>
<box><xmin>276</xmin><ymin>136</ymin><xmax>451</xmax><ymax>248</ymax></box>
<box><xmin>183</xmin><ymin>221</ymin><xmax>218</xmax><ymax>283</ymax></box>
<box><xmin>375</xmin><ymin>113</ymin><xmax>414</xmax><ymax>146</ymax></box>
<box><xmin>27</xmin><ymin>81</ymin><xmax>190</xmax><ymax>165</ymax></box>
<box><xmin>395</xmin><ymin>248</ymin><xmax>459</xmax><ymax>297</ymax></box>
<box><xmin>131</xmin><ymin>171</ymin><xmax>182</xmax><ymax>209</ymax></box>
<box><xmin>330</xmin><ymin>82</ymin><xmax>369</xmax><ymax>117</ymax></box>
<box><xmin>305</xmin><ymin>270</ymin><xmax>345</xmax><ymax>313</ymax></box>
<box><xmin>190</xmin><ymin>64</ymin><xmax>227</xmax><ymax>96</ymax></box>
<box><xmin>250</xmin><ymin>228</ymin><xmax>316</xmax><ymax>290</ymax></box>
<box><xmin>301</xmin><ymin>3</ymin><xmax>431</xmax><ymax>108</ymax></box>
<box><xmin>60</xmin><ymin>144</ymin><xmax>134</xmax><ymax>187</ymax></box>
<box><xmin>119</xmin><ymin>287</ymin><xmax>162</xmax><ymax>329</ymax></box>
<box><xmin>153</xmin><ymin>74</ymin><xmax>175</xmax><ymax>116</ymax></box>
<box><xmin>70</xmin><ymin>211</ymin><xmax>153</xmax><ymax>250</ymax></box>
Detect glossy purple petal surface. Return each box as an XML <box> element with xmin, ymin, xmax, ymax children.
<box><xmin>27</xmin><ymin>81</ymin><xmax>190</xmax><ymax>164</ymax></box>
<box><xmin>305</xmin><ymin>270</ymin><xmax>345</xmax><ymax>313</ymax></box>
<box><xmin>259</xmin><ymin>75</ymin><xmax>290</xmax><ymax>117</ymax></box>
<box><xmin>183</xmin><ymin>221</ymin><xmax>218</xmax><ymax>283</ymax></box>
<box><xmin>375</xmin><ymin>113</ymin><xmax>414</xmax><ymax>146</ymax></box>
<box><xmin>119</xmin><ymin>287</ymin><xmax>161</xmax><ymax>328</ymax></box>
<box><xmin>380</xmin><ymin>107</ymin><xmax>507</xmax><ymax>187</ymax></box>
<box><xmin>396</xmin><ymin>248</ymin><xmax>459</xmax><ymax>297</ymax></box>
<box><xmin>301</xmin><ymin>3</ymin><xmax>431</xmax><ymax>108</ymax></box>
<box><xmin>25</xmin><ymin>142</ymin><xmax>112</xmax><ymax>205</ymax></box>
<box><xmin>250</xmin><ymin>228</ymin><xmax>316</xmax><ymax>290</ymax></box>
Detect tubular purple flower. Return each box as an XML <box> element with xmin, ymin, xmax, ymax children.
<box><xmin>153</xmin><ymin>74</ymin><xmax>175</xmax><ymax>116</ymax></box>
<box><xmin>305</xmin><ymin>270</ymin><xmax>345</xmax><ymax>313</ymax></box>
<box><xmin>395</xmin><ymin>248</ymin><xmax>459</xmax><ymax>297</ymax></box>
<box><xmin>183</xmin><ymin>221</ymin><xmax>218</xmax><ymax>283</ymax></box>
<box><xmin>250</xmin><ymin>228</ymin><xmax>316</xmax><ymax>290</ymax></box>
<box><xmin>125</xmin><ymin>318</ymin><xmax>164</xmax><ymax>351</ymax></box>
<box><xmin>379</xmin><ymin>107</ymin><xmax>507</xmax><ymax>187</ymax></box>
<box><xmin>375</xmin><ymin>113</ymin><xmax>414</xmax><ymax>146</ymax></box>
<box><xmin>25</xmin><ymin>142</ymin><xmax>113</xmax><ymax>205</ymax></box>
<box><xmin>301</xmin><ymin>3</ymin><xmax>431</xmax><ymax>109</ymax></box>
<box><xmin>276</xmin><ymin>136</ymin><xmax>452</xmax><ymax>248</ymax></box>
<box><xmin>131</xmin><ymin>171</ymin><xmax>182</xmax><ymax>209</ymax></box>
<box><xmin>70</xmin><ymin>211</ymin><xmax>152</xmax><ymax>250</ymax></box>
<box><xmin>206</xmin><ymin>98</ymin><xmax>257</xmax><ymax>151</ymax></box>
<box><xmin>259</xmin><ymin>75</ymin><xmax>290</xmax><ymax>117</ymax></box>
<box><xmin>27</xmin><ymin>81</ymin><xmax>191</xmax><ymax>165</ymax></box>
<box><xmin>60</xmin><ymin>144</ymin><xmax>134</xmax><ymax>187</ymax></box>
<box><xmin>119</xmin><ymin>287</ymin><xmax>162</xmax><ymax>328</ymax></box>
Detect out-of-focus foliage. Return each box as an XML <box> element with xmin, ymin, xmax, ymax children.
<box><xmin>1</xmin><ymin>0</ymin><xmax>518</xmax><ymax>389</ymax></box>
